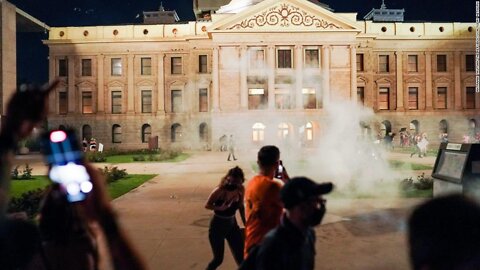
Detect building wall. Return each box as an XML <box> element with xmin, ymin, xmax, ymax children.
<box><xmin>44</xmin><ymin>10</ymin><xmax>476</xmax><ymax>151</ymax></box>
<box><xmin>0</xmin><ymin>1</ymin><xmax>16</xmax><ymax>115</ymax></box>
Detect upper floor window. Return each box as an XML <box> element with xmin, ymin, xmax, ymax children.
<box><xmin>249</xmin><ymin>49</ymin><xmax>264</xmax><ymax>69</ymax></box>
<box><xmin>141</xmin><ymin>57</ymin><xmax>152</xmax><ymax>75</ymax></box>
<box><xmin>171</xmin><ymin>57</ymin><xmax>182</xmax><ymax>74</ymax></box>
<box><xmin>466</xmin><ymin>55</ymin><xmax>475</xmax><ymax>72</ymax></box>
<box><xmin>199</xmin><ymin>55</ymin><xmax>208</xmax><ymax>73</ymax></box>
<box><xmin>58</xmin><ymin>59</ymin><xmax>68</xmax><ymax>77</ymax></box>
<box><xmin>437</xmin><ymin>55</ymin><xmax>447</xmax><ymax>72</ymax></box>
<box><xmin>378</xmin><ymin>87</ymin><xmax>390</xmax><ymax>110</ymax></box>
<box><xmin>304</xmin><ymin>49</ymin><xmax>319</xmax><ymax>68</ymax></box>
<box><xmin>277</xmin><ymin>49</ymin><xmax>292</xmax><ymax>69</ymax></box>
<box><xmin>408</xmin><ymin>87</ymin><xmax>419</xmax><ymax>110</ymax></box>
<box><xmin>81</xmin><ymin>59</ymin><xmax>92</xmax><ymax>76</ymax></box>
<box><xmin>111</xmin><ymin>58</ymin><xmax>122</xmax><ymax>76</ymax></box>
<box><xmin>357</xmin><ymin>87</ymin><xmax>364</xmax><ymax>105</ymax></box>
<box><xmin>407</xmin><ymin>55</ymin><xmax>418</xmax><ymax>72</ymax></box>
<box><xmin>466</xmin><ymin>87</ymin><xmax>476</xmax><ymax>109</ymax></box>
<box><xmin>141</xmin><ymin>90</ymin><xmax>152</xmax><ymax>113</ymax></box>
<box><xmin>436</xmin><ymin>87</ymin><xmax>447</xmax><ymax>109</ymax></box>
<box><xmin>356</xmin><ymin>54</ymin><xmax>364</xmax><ymax>72</ymax></box>
<box><xmin>379</xmin><ymin>55</ymin><xmax>389</xmax><ymax>72</ymax></box>
<box><xmin>82</xmin><ymin>91</ymin><xmax>93</xmax><ymax>114</ymax></box>
<box><xmin>59</xmin><ymin>91</ymin><xmax>68</xmax><ymax>114</ymax></box>
<box><xmin>199</xmin><ymin>88</ymin><xmax>208</xmax><ymax>112</ymax></box>
<box><xmin>111</xmin><ymin>91</ymin><xmax>122</xmax><ymax>114</ymax></box>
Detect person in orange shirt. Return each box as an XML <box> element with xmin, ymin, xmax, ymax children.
<box><xmin>243</xmin><ymin>145</ymin><xmax>289</xmax><ymax>257</ymax></box>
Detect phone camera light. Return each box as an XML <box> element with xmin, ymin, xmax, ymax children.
<box><xmin>80</xmin><ymin>181</ymin><xmax>93</xmax><ymax>193</ymax></box>
<box><xmin>50</xmin><ymin>130</ymin><xmax>67</xmax><ymax>143</ymax></box>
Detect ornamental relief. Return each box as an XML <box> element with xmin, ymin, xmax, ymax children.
<box><xmin>227</xmin><ymin>3</ymin><xmax>342</xmax><ymax>30</ymax></box>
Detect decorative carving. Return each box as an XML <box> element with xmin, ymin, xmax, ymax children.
<box><xmin>228</xmin><ymin>3</ymin><xmax>342</xmax><ymax>30</ymax></box>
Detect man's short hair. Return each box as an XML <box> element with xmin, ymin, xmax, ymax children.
<box><xmin>408</xmin><ymin>194</ymin><xmax>480</xmax><ymax>270</ymax></box>
<box><xmin>257</xmin><ymin>145</ymin><xmax>280</xmax><ymax>169</ymax></box>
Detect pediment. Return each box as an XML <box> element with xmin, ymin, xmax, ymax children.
<box><xmin>210</xmin><ymin>0</ymin><xmax>359</xmax><ymax>32</ymax></box>
<box><xmin>107</xmin><ymin>80</ymin><xmax>125</xmax><ymax>88</ymax></box>
<box><xmin>136</xmin><ymin>79</ymin><xmax>155</xmax><ymax>87</ymax></box>
<box><xmin>76</xmin><ymin>80</ymin><xmax>96</xmax><ymax>89</ymax></box>
<box><xmin>357</xmin><ymin>75</ymin><xmax>368</xmax><ymax>84</ymax></box>
<box><xmin>375</xmin><ymin>77</ymin><xmax>392</xmax><ymax>84</ymax></box>
<box><xmin>405</xmin><ymin>77</ymin><xmax>422</xmax><ymax>84</ymax></box>
<box><xmin>434</xmin><ymin>77</ymin><xmax>451</xmax><ymax>84</ymax></box>
<box><xmin>464</xmin><ymin>76</ymin><xmax>475</xmax><ymax>84</ymax></box>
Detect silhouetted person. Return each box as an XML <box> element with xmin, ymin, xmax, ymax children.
<box><xmin>408</xmin><ymin>194</ymin><xmax>480</xmax><ymax>270</ymax></box>
<box><xmin>205</xmin><ymin>166</ymin><xmax>246</xmax><ymax>270</ymax></box>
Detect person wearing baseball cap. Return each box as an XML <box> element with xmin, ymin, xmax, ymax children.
<box><xmin>254</xmin><ymin>177</ymin><xmax>333</xmax><ymax>270</ymax></box>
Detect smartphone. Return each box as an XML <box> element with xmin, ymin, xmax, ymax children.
<box><xmin>275</xmin><ymin>160</ymin><xmax>283</xmax><ymax>179</ymax></box>
<box><xmin>42</xmin><ymin>129</ymin><xmax>92</xmax><ymax>202</ymax></box>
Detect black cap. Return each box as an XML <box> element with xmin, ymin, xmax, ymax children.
<box><xmin>281</xmin><ymin>177</ymin><xmax>333</xmax><ymax>209</ymax></box>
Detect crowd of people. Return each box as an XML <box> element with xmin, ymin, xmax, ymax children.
<box><xmin>1</xmin><ymin>82</ymin><xmax>480</xmax><ymax>270</ymax></box>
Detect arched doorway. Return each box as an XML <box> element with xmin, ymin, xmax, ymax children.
<box><xmin>82</xmin><ymin>125</ymin><xmax>92</xmax><ymax>141</ymax></box>
<box><xmin>252</xmin><ymin>122</ymin><xmax>265</xmax><ymax>142</ymax></box>
<box><xmin>171</xmin><ymin>123</ymin><xmax>182</xmax><ymax>142</ymax></box>
<box><xmin>199</xmin><ymin>123</ymin><xmax>208</xmax><ymax>142</ymax></box>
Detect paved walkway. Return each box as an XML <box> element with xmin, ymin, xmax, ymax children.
<box><xmin>13</xmin><ymin>151</ymin><xmax>435</xmax><ymax>270</ymax></box>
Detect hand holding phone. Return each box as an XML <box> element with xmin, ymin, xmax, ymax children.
<box><xmin>275</xmin><ymin>160</ymin><xmax>284</xmax><ymax>179</ymax></box>
<box><xmin>42</xmin><ymin>129</ymin><xmax>92</xmax><ymax>202</ymax></box>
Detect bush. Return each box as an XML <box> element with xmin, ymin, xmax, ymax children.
<box><xmin>132</xmin><ymin>155</ymin><xmax>146</xmax><ymax>161</ymax></box>
<box><xmin>11</xmin><ymin>164</ymin><xmax>34</xmax><ymax>180</ymax></box>
<box><xmin>7</xmin><ymin>188</ymin><xmax>46</xmax><ymax>218</ymax></box>
<box><xmin>100</xmin><ymin>166</ymin><xmax>128</xmax><ymax>183</ymax></box>
<box><xmin>399</xmin><ymin>177</ymin><xmax>414</xmax><ymax>191</ymax></box>
<box><xmin>414</xmin><ymin>173</ymin><xmax>434</xmax><ymax>190</ymax></box>
<box><xmin>86</xmin><ymin>151</ymin><xmax>107</xmax><ymax>162</ymax></box>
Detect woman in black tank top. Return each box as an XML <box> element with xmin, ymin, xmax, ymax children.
<box><xmin>205</xmin><ymin>166</ymin><xmax>246</xmax><ymax>270</ymax></box>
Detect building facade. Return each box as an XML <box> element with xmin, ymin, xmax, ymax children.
<box><xmin>44</xmin><ymin>0</ymin><xmax>476</xmax><ymax>151</ymax></box>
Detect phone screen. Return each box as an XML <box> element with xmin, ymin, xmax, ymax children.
<box><xmin>42</xmin><ymin>129</ymin><xmax>92</xmax><ymax>202</ymax></box>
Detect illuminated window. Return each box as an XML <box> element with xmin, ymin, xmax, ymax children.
<box><xmin>302</xmin><ymin>88</ymin><xmax>317</xmax><ymax>109</ymax></box>
<box><xmin>252</xmin><ymin>122</ymin><xmax>265</xmax><ymax>142</ymax></box>
<box><xmin>248</xmin><ymin>88</ymin><xmax>267</xmax><ymax>110</ymax></box>
<box><xmin>82</xmin><ymin>91</ymin><xmax>93</xmax><ymax>114</ymax></box>
<box><xmin>278</xmin><ymin>123</ymin><xmax>289</xmax><ymax>139</ymax></box>
<box><xmin>306</xmin><ymin>122</ymin><xmax>313</xmax><ymax>141</ymax></box>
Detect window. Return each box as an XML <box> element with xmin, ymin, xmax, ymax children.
<box><xmin>141</xmin><ymin>90</ymin><xmax>152</xmax><ymax>113</ymax></box>
<box><xmin>252</xmin><ymin>123</ymin><xmax>265</xmax><ymax>142</ymax></box>
<box><xmin>58</xmin><ymin>59</ymin><xmax>68</xmax><ymax>77</ymax></box>
<box><xmin>171</xmin><ymin>90</ymin><xmax>182</xmax><ymax>112</ymax></box>
<box><xmin>379</xmin><ymin>55</ymin><xmax>389</xmax><ymax>72</ymax></box>
<box><xmin>112</xmin><ymin>124</ymin><xmax>122</xmax><ymax>143</ymax></box>
<box><xmin>378</xmin><ymin>87</ymin><xmax>390</xmax><ymax>110</ymax></box>
<box><xmin>142</xmin><ymin>124</ymin><xmax>151</xmax><ymax>143</ymax></box>
<box><xmin>466</xmin><ymin>87</ymin><xmax>476</xmax><ymax>109</ymax></box>
<box><xmin>436</xmin><ymin>87</ymin><xmax>447</xmax><ymax>109</ymax></box>
<box><xmin>302</xmin><ymin>88</ymin><xmax>317</xmax><ymax>109</ymax></box>
<box><xmin>437</xmin><ymin>55</ymin><xmax>447</xmax><ymax>72</ymax></box>
<box><xmin>111</xmin><ymin>91</ymin><xmax>122</xmax><ymax>114</ymax></box>
<box><xmin>249</xmin><ymin>49</ymin><xmax>264</xmax><ymax>69</ymax></box>
<box><xmin>171</xmin><ymin>123</ymin><xmax>182</xmax><ymax>142</ymax></box>
<box><xmin>248</xmin><ymin>88</ymin><xmax>267</xmax><ymax>110</ymax></box>
<box><xmin>278</xmin><ymin>123</ymin><xmax>289</xmax><ymax>140</ymax></box>
<box><xmin>82</xmin><ymin>91</ymin><xmax>93</xmax><ymax>114</ymax></box>
<box><xmin>357</xmin><ymin>87</ymin><xmax>365</xmax><ymax>105</ymax></box>
<box><xmin>111</xmin><ymin>58</ymin><xmax>122</xmax><ymax>76</ymax></box>
<box><xmin>408</xmin><ymin>87</ymin><xmax>419</xmax><ymax>110</ymax></box>
<box><xmin>199</xmin><ymin>88</ymin><xmax>208</xmax><ymax>112</ymax></box>
<box><xmin>59</xmin><ymin>91</ymin><xmax>68</xmax><ymax>114</ymax></box>
<box><xmin>81</xmin><ymin>59</ymin><xmax>92</xmax><ymax>76</ymax></box>
<box><xmin>82</xmin><ymin>125</ymin><xmax>92</xmax><ymax>141</ymax></box>
<box><xmin>306</xmin><ymin>122</ymin><xmax>313</xmax><ymax>141</ymax></box>
<box><xmin>466</xmin><ymin>55</ymin><xmax>475</xmax><ymax>72</ymax></box>
<box><xmin>275</xmin><ymin>89</ymin><xmax>291</xmax><ymax>110</ymax></box>
<box><xmin>199</xmin><ymin>55</ymin><xmax>208</xmax><ymax>73</ymax></box>
<box><xmin>356</xmin><ymin>54</ymin><xmax>364</xmax><ymax>72</ymax></box>
<box><xmin>141</xmin><ymin>57</ymin><xmax>152</xmax><ymax>75</ymax></box>
<box><xmin>199</xmin><ymin>123</ymin><xmax>208</xmax><ymax>142</ymax></box>
<box><xmin>171</xmin><ymin>57</ymin><xmax>182</xmax><ymax>74</ymax></box>
<box><xmin>408</xmin><ymin>55</ymin><xmax>418</xmax><ymax>72</ymax></box>
<box><xmin>305</xmin><ymin>49</ymin><xmax>319</xmax><ymax>68</ymax></box>
<box><xmin>277</xmin><ymin>49</ymin><xmax>292</xmax><ymax>68</ymax></box>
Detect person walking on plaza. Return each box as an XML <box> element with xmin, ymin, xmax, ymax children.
<box><xmin>254</xmin><ymin>177</ymin><xmax>333</xmax><ymax>270</ymax></box>
<box><xmin>204</xmin><ymin>166</ymin><xmax>247</xmax><ymax>270</ymax></box>
<box><xmin>227</xmin><ymin>135</ymin><xmax>237</xmax><ymax>161</ymax></box>
<box><xmin>243</xmin><ymin>145</ymin><xmax>289</xmax><ymax>257</ymax></box>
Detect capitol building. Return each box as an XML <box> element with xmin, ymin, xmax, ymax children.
<box><xmin>44</xmin><ymin>0</ymin><xmax>476</xmax><ymax>150</ymax></box>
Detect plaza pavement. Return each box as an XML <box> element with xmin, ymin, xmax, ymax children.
<box><xmin>13</xmin><ymin>150</ymin><xmax>436</xmax><ymax>270</ymax></box>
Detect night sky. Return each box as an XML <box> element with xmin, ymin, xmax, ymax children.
<box><xmin>11</xmin><ymin>0</ymin><xmax>475</xmax><ymax>84</ymax></box>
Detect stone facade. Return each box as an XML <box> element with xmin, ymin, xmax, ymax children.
<box><xmin>44</xmin><ymin>0</ymin><xmax>476</xmax><ymax>151</ymax></box>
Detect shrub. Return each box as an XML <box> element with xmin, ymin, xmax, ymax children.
<box><xmin>100</xmin><ymin>166</ymin><xmax>128</xmax><ymax>183</ymax></box>
<box><xmin>132</xmin><ymin>155</ymin><xmax>146</xmax><ymax>161</ymax></box>
<box><xmin>11</xmin><ymin>166</ymin><xmax>20</xmax><ymax>179</ymax></box>
<box><xmin>86</xmin><ymin>151</ymin><xmax>107</xmax><ymax>162</ymax></box>
<box><xmin>414</xmin><ymin>173</ymin><xmax>434</xmax><ymax>190</ymax></box>
<box><xmin>7</xmin><ymin>188</ymin><xmax>47</xmax><ymax>218</ymax></box>
<box><xmin>11</xmin><ymin>164</ymin><xmax>34</xmax><ymax>180</ymax></box>
<box><xmin>399</xmin><ymin>177</ymin><xmax>414</xmax><ymax>191</ymax></box>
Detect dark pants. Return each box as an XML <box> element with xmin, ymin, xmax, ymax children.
<box><xmin>206</xmin><ymin>215</ymin><xmax>244</xmax><ymax>270</ymax></box>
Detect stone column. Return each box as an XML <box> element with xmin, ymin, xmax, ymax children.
<box><xmin>321</xmin><ymin>46</ymin><xmax>330</xmax><ymax>107</ymax></box>
<box><xmin>157</xmin><ymin>53</ymin><xmax>165</xmax><ymax>114</ymax></box>
<box><xmin>350</xmin><ymin>45</ymin><xmax>357</xmax><ymax>103</ymax></box>
<box><xmin>268</xmin><ymin>45</ymin><xmax>275</xmax><ymax>110</ymax></box>
<box><xmin>395</xmin><ymin>51</ymin><xmax>404</xmax><ymax>111</ymax></box>
<box><xmin>48</xmin><ymin>57</ymin><xmax>56</xmax><ymax>113</ymax></box>
<box><xmin>454</xmin><ymin>51</ymin><xmax>462</xmax><ymax>109</ymax></box>
<box><xmin>425</xmin><ymin>52</ymin><xmax>433</xmax><ymax>110</ymax></box>
<box><xmin>240</xmin><ymin>46</ymin><xmax>248</xmax><ymax>110</ymax></box>
<box><xmin>127</xmin><ymin>54</ymin><xmax>135</xmax><ymax>113</ymax></box>
<box><xmin>96</xmin><ymin>54</ymin><xmax>105</xmax><ymax>113</ymax></box>
<box><xmin>295</xmin><ymin>45</ymin><xmax>303</xmax><ymax>109</ymax></box>
<box><xmin>67</xmin><ymin>55</ymin><xmax>76</xmax><ymax>113</ymax></box>
<box><xmin>212</xmin><ymin>47</ymin><xmax>220</xmax><ymax>111</ymax></box>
